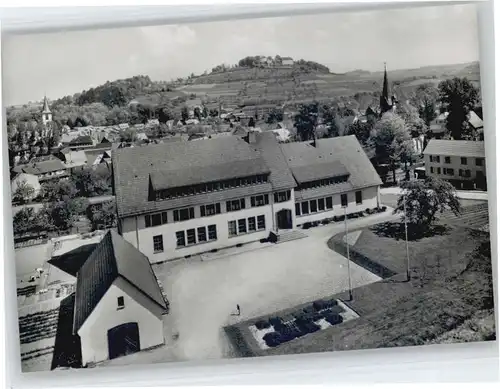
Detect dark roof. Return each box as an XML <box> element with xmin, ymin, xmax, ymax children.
<box><xmin>69</xmin><ymin>135</ymin><xmax>93</xmax><ymax>145</ymax></box>
<box><xmin>280</xmin><ymin>135</ymin><xmax>382</xmax><ymax>189</ymax></box>
<box><xmin>14</xmin><ymin>159</ymin><xmax>67</xmax><ymax>175</ymax></box>
<box><xmin>73</xmin><ymin>230</ymin><xmax>168</xmax><ymax>334</ymax></box>
<box><xmin>423</xmin><ymin>140</ymin><xmax>485</xmax><ymax>158</ymax></box>
<box><xmin>113</xmin><ymin>136</ymin><xmax>266</xmax><ymax>218</ymax></box>
<box><xmin>295</xmin><ymin>181</ymin><xmax>354</xmax><ymax>201</ymax></box>
<box><xmin>252</xmin><ymin>132</ymin><xmax>297</xmax><ymax>191</ymax></box>
<box><xmin>290</xmin><ymin>161</ymin><xmax>349</xmax><ymax>184</ymax></box>
<box><xmin>49</xmin><ymin>243</ymin><xmax>99</xmax><ymax>277</ymax></box>
<box><xmin>150</xmin><ymin>158</ymin><xmax>269</xmax><ymax>191</ymax></box>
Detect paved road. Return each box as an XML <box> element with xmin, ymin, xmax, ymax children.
<box><xmin>11</xmin><ymin>195</ymin><xmax>115</xmax><ymax>216</ymax></box>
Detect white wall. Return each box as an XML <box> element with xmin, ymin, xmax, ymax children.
<box><xmin>121</xmin><ymin>193</ymin><xmax>277</xmax><ymax>263</ymax></box>
<box><xmin>424</xmin><ymin>154</ymin><xmax>486</xmax><ymax>183</ymax></box>
<box><xmin>78</xmin><ymin>277</ymin><xmax>165</xmax><ymax>366</ymax></box>
<box><xmin>295</xmin><ymin>186</ymin><xmax>379</xmax><ymax>226</ymax></box>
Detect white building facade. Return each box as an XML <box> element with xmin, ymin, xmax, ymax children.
<box><xmin>113</xmin><ymin>134</ymin><xmax>382</xmax><ymax>263</ymax></box>
<box><xmin>78</xmin><ymin>278</ymin><xmax>165</xmax><ymax>366</ymax></box>
<box><xmin>423</xmin><ymin>139</ymin><xmax>486</xmax><ymax>190</ymax></box>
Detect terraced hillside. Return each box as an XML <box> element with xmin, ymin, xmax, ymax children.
<box><xmin>437</xmin><ymin>203</ymin><xmax>489</xmax><ymax>231</ymax></box>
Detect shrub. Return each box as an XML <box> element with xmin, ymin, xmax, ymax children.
<box><xmin>312</xmin><ymin>221</ymin><xmax>320</xmax><ymax>227</ymax></box>
<box><xmin>357</xmin><ymin>211</ymin><xmax>364</xmax><ymax>217</ymax></box>
<box><xmin>269</xmin><ymin>316</ymin><xmax>283</xmax><ymax>328</ymax></box>
<box><xmin>268</xmin><ymin>232</ymin><xmax>278</xmax><ymax>243</ymax></box>
<box><xmin>236</xmin><ymin>243</ymin><xmax>244</xmax><ymax>248</ymax></box>
<box><xmin>255</xmin><ymin>319</ymin><xmax>270</xmax><ymax>330</ymax></box>
<box><xmin>263</xmin><ymin>332</ymin><xmax>281</xmax><ymax>347</ymax></box>
<box><xmin>332</xmin><ymin>216</ymin><xmax>339</xmax><ymax>222</ymax></box>
<box><xmin>313</xmin><ymin>300</ymin><xmax>327</xmax><ymax>311</ymax></box>
<box><xmin>321</xmin><ymin>219</ymin><xmax>330</xmax><ymax>225</ymax></box>
<box><xmin>298</xmin><ymin>322</ymin><xmax>321</xmax><ymax>334</ymax></box>
<box><xmin>303</xmin><ymin>306</ymin><xmax>315</xmax><ymax>315</ymax></box>
<box><xmin>260</xmin><ymin>238</ymin><xmax>268</xmax><ymax>243</ymax></box>
<box><xmin>366</xmin><ymin>208</ymin><xmax>372</xmax><ymax>214</ymax></box>
<box><xmin>303</xmin><ymin>222</ymin><xmax>312</xmax><ymax>230</ymax></box>
<box><xmin>312</xmin><ymin>312</ymin><xmax>323</xmax><ymax>322</ymax></box>
<box><xmin>372</xmin><ymin>207</ymin><xmax>379</xmax><ymax>214</ymax></box>
<box><xmin>324</xmin><ymin>313</ymin><xmax>344</xmax><ymax>326</ymax></box>
<box><xmin>185</xmin><ymin>255</ymin><xmax>191</xmax><ymax>259</ymax></box>
<box><xmin>210</xmin><ymin>249</ymin><xmax>218</xmax><ymax>253</ymax></box>
<box><xmin>381</xmin><ymin>206</ymin><xmax>387</xmax><ymax>212</ymax></box>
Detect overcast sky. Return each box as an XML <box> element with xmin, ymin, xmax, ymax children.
<box><xmin>3</xmin><ymin>3</ymin><xmax>479</xmax><ymax>106</ymax></box>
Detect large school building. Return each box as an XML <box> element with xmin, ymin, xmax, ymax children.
<box><xmin>112</xmin><ymin>133</ymin><xmax>382</xmax><ymax>263</ymax></box>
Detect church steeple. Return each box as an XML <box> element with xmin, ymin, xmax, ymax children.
<box><xmin>41</xmin><ymin>95</ymin><xmax>52</xmax><ymax>125</ymax></box>
<box><xmin>379</xmin><ymin>62</ymin><xmax>395</xmax><ymax>116</ymax></box>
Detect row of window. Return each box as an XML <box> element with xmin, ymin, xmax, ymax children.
<box><xmin>228</xmin><ymin>215</ymin><xmax>266</xmax><ymax>237</ymax></box>
<box><xmin>151</xmin><ymin>216</ymin><xmax>267</xmax><ymax>253</ymax></box>
<box><xmin>154</xmin><ymin>174</ymin><xmax>270</xmax><ymax>201</ymax></box>
<box><xmin>430</xmin><ymin>166</ymin><xmax>473</xmax><ymax>177</ymax></box>
<box><xmin>295</xmin><ymin>191</ymin><xmax>362</xmax><ymax>217</ymax></box>
<box><xmin>429</xmin><ymin>155</ymin><xmax>484</xmax><ymax>166</ymax></box>
<box><xmin>145</xmin><ymin>194</ymin><xmax>281</xmax><ymax>228</ymax></box>
<box><xmin>176</xmin><ymin>225</ymin><xmax>218</xmax><ymax>248</ymax></box>
<box><xmin>297</xmin><ymin>175</ymin><xmax>349</xmax><ymax>191</ymax></box>
<box><xmin>153</xmin><ymin>225</ymin><xmax>219</xmax><ymax>253</ymax></box>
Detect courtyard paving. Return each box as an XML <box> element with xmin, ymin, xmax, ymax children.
<box><xmin>108</xmin><ymin>210</ymin><xmax>396</xmax><ymax>366</ymax></box>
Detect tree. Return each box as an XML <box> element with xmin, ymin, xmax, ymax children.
<box><xmin>248</xmin><ymin>117</ymin><xmax>255</xmax><ymax>128</ymax></box>
<box><xmin>119</xmin><ymin>128</ymin><xmax>138</xmax><ymax>143</ymax></box>
<box><xmin>321</xmin><ymin>104</ymin><xmax>340</xmax><ymax>138</ymax></box>
<box><xmin>294</xmin><ymin>102</ymin><xmax>319</xmax><ymax>141</ymax></box>
<box><xmin>13</xmin><ymin>180</ymin><xmax>35</xmax><ymax>204</ymax></box>
<box><xmin>87</xmin><ymin>200</ymin><xmax>117</xmax><ymax>230</ymax></box>
<box><xmin>13</xmin><ymin>207</ymin><xmax>37</xmax><ymax>235</ymax></box>
<box><xmin>266</xmin><ymin>108</ymin><xmax>284</xmax><ymax>124</ymax></box>
<box><xmin>369</xmin><ymin>112</ymin><xmax>415</xmax><ymax>183</ymax></box>
<box><xmin>72</xmin><ymin>167</ymin><xmax>111</xmax><ymax>197</ymax></box>
<box><xmin>209</xmin><ymin>108</ymin><xmax>219</xmax><ymax>118</ymax></box>
<box><xmin>394</xmin><ymin>176</ymin><xmax>461</xmax><ymax>231</ymax></box>
<box><xmin>411</xmin><ymin>84</ymin><xmax>439</xmax><ymax>126</ymax></box>
<box><xmin>438</xmin><ymin>77</ymin><xmax>480</xmax><ymax>140</ymax></box>
<box><xmin>398</xmin><ymin>104</ymin><xmax>427</xmax><ymax>138</ymax></box>
<box><xmin>181</xmin><ymin>106</ymin><xmax>189</xmax><ymax>123</ymax></box>
<box><xmin>193</xmin><ymin>107</ymin><xmax>202</xmax><ymax>121</ymax></box>
<box><xmin>346</xmin><ymin>121</ymin><xmax>372</xmax><ymax>147</ymax></box>
<box><xmin>41</xmin><ymin>179</ymin><xmax>78</xmax><ymax>202</ymax></box>
<box><xmin>47</xmin><ymin>198</ymin><xmax>88</xmax><ymax>230</ymax></box>
<box><xmin>157</xmin><ymin>106</ymin><xmax>174</xmax><ymax>123</ymax></box>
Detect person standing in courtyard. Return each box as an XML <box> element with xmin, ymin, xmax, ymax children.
<box><xmin>236</xmin><ymin>304</ymin><xmax>241</xmax><ymax>316</ymax></box>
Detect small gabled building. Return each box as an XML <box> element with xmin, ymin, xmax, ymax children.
<box><xmin>73</xmin><ymin>230</ymin><xmax>169</xmax><ymax>366</ymax></box>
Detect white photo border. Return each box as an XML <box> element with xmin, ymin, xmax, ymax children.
<box><xmin>0</xmin><ymin>1</ymin><xmax>498</xmax><ymax>387</ymax></box>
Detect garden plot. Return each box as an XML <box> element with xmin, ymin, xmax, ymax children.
<box><xmin>249</xmin><ymin>298</ymin><xmax>360</xmax><ymax>349</ymax></box>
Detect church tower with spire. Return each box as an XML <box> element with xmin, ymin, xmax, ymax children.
<box><xmin>41</xmin><ymin>95</ymin><xmax>53</xmax><ymax>125</ymax></box>
<box><xmin>379</xmin><ymin>63</ymin><xmax>397</xmax><ymax>116</ymax></box>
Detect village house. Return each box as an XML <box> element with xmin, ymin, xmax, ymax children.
<box><xmin>57</xmin><ymin>148</ymin><xmax>88</xmax><ymax>171</ymax></box>
<box><xmin>112</xmin><ymin>133</ymin><xmax>382</xmax><ymax>263</ymax></box>
<box><xmin>72</xmin><ymin>230</ymin><xmax>169</xmax><ymax>366</ymax></box>
<box><xmin>423</xmin><ymin>139</ymin><xmax>486</xmax><ymax>190</ymax></box>
<box><xmin>12</xmin><ymin>157</ymin><xmax>69</xmax><ymax>182</ymax></box>
<box><xmin>281</xmin><ymin>57</ymin><xmax>294</xmax><ymax>67</ymax></box>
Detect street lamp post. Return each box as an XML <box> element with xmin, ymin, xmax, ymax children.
<box><xmin>344</xmin><ymin>206</ymin><xmax>353</xmax><ymax>301</ymax></box>
<box><xmin>403</xmin><ymin>194</ymin><xmax>411</xmax><ymax>282</ymax></box>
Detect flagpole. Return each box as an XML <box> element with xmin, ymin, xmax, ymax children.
<box><xmin>403</xmin><ymin>194</ymin><xmax>411</xmax><ymax>282</ymax></box>
<box><xmin>344</xmin><ymin>206</ymin><xmax>353</xmax><ymax>301</ymax></box>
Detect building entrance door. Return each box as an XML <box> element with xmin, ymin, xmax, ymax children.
<box><xmin>276</xmin><ymin>209</ymin><xmax>293</xmax><ymax>230</ymax></box>
<box><xmin>107</xmin><ymin>322</ymin><xmax>140</xmax><ymax>360</ymax></box>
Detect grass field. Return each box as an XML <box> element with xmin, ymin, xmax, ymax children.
<box><xmin>227</xmin><ymin>217</ymin><xmax>494</xmax><ymax>357</ymax></box>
